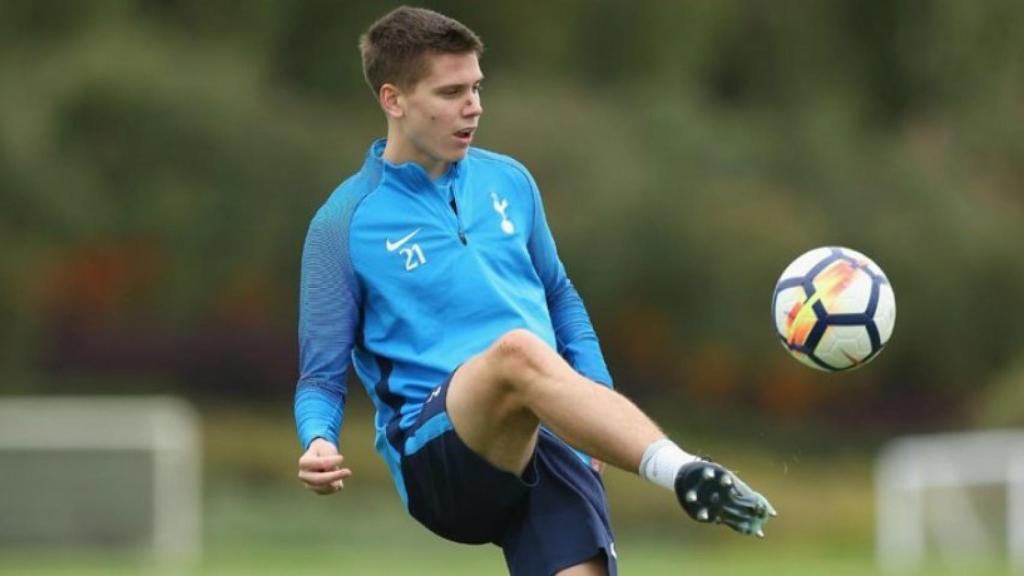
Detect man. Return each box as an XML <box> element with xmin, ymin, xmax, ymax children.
<box><xmin>294</xmin><ymin>6</ymin><xmax>775</xmax><ymax>575</ymax></box>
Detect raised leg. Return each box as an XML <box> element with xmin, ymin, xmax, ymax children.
<box><xmin>446</xmin><ymin>328</ymin><xmax>665</xmax><ymax>476</ymax></box>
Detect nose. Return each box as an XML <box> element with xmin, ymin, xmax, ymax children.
<box><xmin>464</xmin><ymin>91</ymin><xmax>482</xmax><ymax>117</ymax></box>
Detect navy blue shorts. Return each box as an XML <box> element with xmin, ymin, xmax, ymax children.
<box><xmin>399</xmin><ymin>379</ymin><xmax>617</xmax><ymax>575</ymax></box>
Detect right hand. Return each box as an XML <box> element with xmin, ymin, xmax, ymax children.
<box><xmin>298</xmin><ymin>438</ymin><xmax>352</xmax><ymax>495</ymax></box>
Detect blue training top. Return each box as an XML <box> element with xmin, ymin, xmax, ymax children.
<box><xmin>294</xmin><ymin>139</ymin><xmax>613</xmax><ymax>504</ymax></box>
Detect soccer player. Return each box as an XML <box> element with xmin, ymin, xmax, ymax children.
<box><xmin>294</xmin><ymin>6</ymin><xmax>775</xmax><ymax>575</ymax></box>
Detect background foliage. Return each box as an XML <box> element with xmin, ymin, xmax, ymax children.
<box><xmin>4</xmin><ymin>0</ymin><xmax>1024</xmax><ymax>432</ymax></box>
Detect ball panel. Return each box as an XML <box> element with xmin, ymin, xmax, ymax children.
<box><xmin>814</xmin><ymin>325</ymin><xmax>874</xmax><ymax>370</ymax></box>
<box><xmin>773</xmin><ymin>285</ymin><xmax>814</xmax><ymax>346</ymax></box>
<box><xmin>812</xmin><ymin>260</ymin><xmax>874</xmax><ymax>315</ymax></box>
<box><xmin>865</xmin><ymin>321</ymin><xmax>882</xmax><ymax>353</ymax></box>
<box><xmin>874</xmin><ymin>282</ymin><xmax>896</xmax><ymax>345</ymax></box>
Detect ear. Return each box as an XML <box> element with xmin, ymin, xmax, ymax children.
<box><xmin>379</xmin><ymin>83</ymin><xmax>404</xmax><ymax>119</ymax></box>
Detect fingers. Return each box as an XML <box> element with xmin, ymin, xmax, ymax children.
<box><xmin>298</xmin><ymin>467</ymin><xmax>353</xmax><ymax>494</ymax></box>
<box><xmin>297</xmin><ymin>448</ymin><xmax>350</xmax><ymax>495</ymax></box>
<box><xmin>299</xmin><ymin>453</ymin><xmax>346</xmax><ymax>471</ymax></box>
<box><xmin>299</xmin><ymin>466</ymin><xmax>352</xmax><ymax>485</ymax></box>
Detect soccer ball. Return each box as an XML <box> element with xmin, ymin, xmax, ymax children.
<box><xmin>772</xmin><ymin>246</ymin><xmax>896</xmax><ymax>371</ymax></box>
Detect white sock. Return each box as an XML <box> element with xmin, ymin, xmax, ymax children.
<box><xmin>639</xmin><ymin>439</ymin><xmax>699</xmax><ymax>491</ymax></box>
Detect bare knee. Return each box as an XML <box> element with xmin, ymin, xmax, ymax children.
<box><xmin>490</xmin><ymin>329</ymin><xmax>550</xmax><ymax>385</ymax></box>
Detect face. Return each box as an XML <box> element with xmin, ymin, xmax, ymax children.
<box><xmin>385</xmin><ymin>52</ymin><xmax>483</xmax><ymax>176</ymax></box>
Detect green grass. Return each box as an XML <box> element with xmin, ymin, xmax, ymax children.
<box><xmin>2</xmin><ymin>481</ymin><xmax>1013</xmax><ymax>576</ymax></box>
<box><xmin>1</xmin><ymin>541</ymin><xmax>1012</xmax><ymax>575</ymax></box>
<box><xmin>0</xmin><ymin>408</ymin><xmax>1014</xmax><ymax>575</ymax></box>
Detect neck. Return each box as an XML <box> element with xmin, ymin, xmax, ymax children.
<box><xmin>382</xmin><ymin>127</ymin><xmax>448</xmax><ymax>179</ymax></box>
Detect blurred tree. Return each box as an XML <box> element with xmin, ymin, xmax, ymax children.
<box><xmin>0</xmin><ymin>0</ymin><xmax>1022</xmax><ymax>436</ymax></box>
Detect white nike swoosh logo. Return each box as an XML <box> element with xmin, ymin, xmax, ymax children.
<box><xmin>385</xmin><ymin>228</ymin><xmax>421</xmax><ymax>252</ymax></box>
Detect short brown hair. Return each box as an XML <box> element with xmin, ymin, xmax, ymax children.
<box><xmin>359</xmin><ymin>6</ymin><xmax>484</xmax><ymax>95</ymax></box>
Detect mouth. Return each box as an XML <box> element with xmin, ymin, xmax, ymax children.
<box><xmin>453</xmin><ymin>127</ymin><xmax>475</xmax><ymax>145</ymax></box>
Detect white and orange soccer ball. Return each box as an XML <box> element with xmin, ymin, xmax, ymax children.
<box><xmin>772</xmin><ymin>247</ymin><xmax>896</xmax><ymax>371</ymax></box>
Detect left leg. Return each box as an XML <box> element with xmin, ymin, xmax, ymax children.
<box><xmin>446</xmin><ymin>328</ymin><xmax>665</xmax><ymax>477</ymax></box>
<box><xmin>449</xmin><ymin>329</ymin><xmax>776</xmax><ymax>540</ymax></box>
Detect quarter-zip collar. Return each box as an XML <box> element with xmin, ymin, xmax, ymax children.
<box><xmin>365</xmin><ymin>139</ymin><xmax>464</xmax><ymax>192</ymax></box>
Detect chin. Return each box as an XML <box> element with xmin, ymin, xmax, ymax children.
<box><xmin>447</xmin><ymin>148</ymin><xmax>470</xmax><ymax>162</ymax></box>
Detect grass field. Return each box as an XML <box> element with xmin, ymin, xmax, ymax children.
<box><xmin>1</xmin><ymin>540</ymin><xmax>1011</xmax><ymax>575</ymax></box>
<box><xmin>3</xmin><ymin>482</ymin><xmax>1011</xmax><ymax>576</ymax></box>
<box><xmin>0</xmin><ymin>407</ymin><xmax>1013</xmax><ymax>575</ymax></box>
